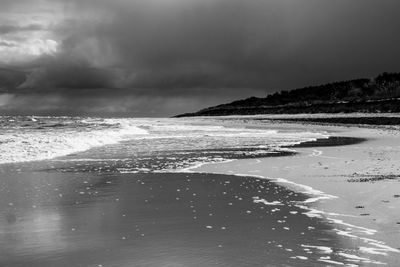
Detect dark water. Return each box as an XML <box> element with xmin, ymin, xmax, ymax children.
<box><xmin>0</xmin><ymin>169</ymin><xmax>357</xmax><ymax>267</ymax></box>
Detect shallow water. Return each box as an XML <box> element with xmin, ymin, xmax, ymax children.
<box><xmin>0</xmin><ymin>171</ymin><xmax>357</xmax><ymax>267</ymax></box>
<box><xmin>0</xmin><ymin>116</ymin><xmax>328</xmax><ymax>167</ymax></box>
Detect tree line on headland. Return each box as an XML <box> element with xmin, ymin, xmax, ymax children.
<box><xmin>176</xmin><ymin>72</ymin><xmax>400</xmax><ymax>117</ymax></box>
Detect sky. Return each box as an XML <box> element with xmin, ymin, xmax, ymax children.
<box><xmin>0</xmin><ymin>0</ymin><xmax>400</xmax><ymax>117</ymax></box>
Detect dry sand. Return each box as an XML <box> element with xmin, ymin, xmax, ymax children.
<box><xmin>192</xmin><ymin>123</ymin><xmax>400</xmax><ymax>266</ymax></box>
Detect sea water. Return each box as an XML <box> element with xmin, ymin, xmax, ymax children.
<box><xmin>0</xmin><ymin>116</ymin><xmax>328</xmax><ymax>169</ymax></box>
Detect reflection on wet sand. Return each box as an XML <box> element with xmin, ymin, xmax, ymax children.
<box><xmin>1</xmin><ymin>170</ymin><xmax>355</xmax><ymax>266</ymax></box>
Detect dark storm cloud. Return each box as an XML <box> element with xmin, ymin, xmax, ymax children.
<box><xmin>57</xmin><ymin>0</ymin><xmax>288</xmax><ymax>90</ymax></box>
<box><xmin>0</xmin><ymin>24</ymin><xmax>44</xmax><ymax>35</ymax></box>
<box><xmin>18</xmin><ymin>56</ymin><xmax>114</xmax><ymax>91</ymax></box>
<box><xmin>1</xmin><ymin>0</ymin><xmax>400</xmax><ymax>116</ymax></box>
<box><xmin>0</xmin><ymin>41</ymin><xmax>17</xmax><ymax>47</ymax></box>
<box><xmin>32</xmin><ymin>0</ymin><xmax>400</xmax><ymax>90</ymax></box>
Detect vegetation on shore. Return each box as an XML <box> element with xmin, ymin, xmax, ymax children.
<box><xmin>176</xmin><ymin>72</ymin><xmax>400</xmax><ymax>117</ymax></box>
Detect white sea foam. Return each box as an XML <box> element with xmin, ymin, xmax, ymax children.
<box><xmin>200</xmin><ymin>170</ymin><xmax>389</xmax><ymax>258</ymax></box>
<box><xmin>214</xmin><ymin>172</ymin><xmax>399</xmax><ymax>263</ymax></box>
<box><xmin>290</xmin><ymin>256</ymin><xmax>308</xmax><ymax>260</ymax></box>
<box><xmin>337</xmin><ymin>252</ymin><xmax>382</xmax><ymax>264</ymax></box>
<box><xmin>273</xmin><ymin>177</ymin><xmax>338</xmax><ymax>203</ymax></box>
<box><xmin>0</xmin><ymin>116</ymin><xmax>329</xmax><ymax>165</ymax></box>
<box><xmin>0</xmin><ymin>117</ymin><xmax>149</xmax><ymax>164</ymax></box>
<box><xmin>359</xmin><ymin>246</ymin><xmax>388</xmax><ymax>256</ymax></box>
<box><xmin>252</xmin><ymin>197</ymin><xmax>284</xmax><ymax>206</ymax></box>
<box><xmin>318</xmin><ymin>258</ymin><xmax>345</xmax><ymax>265</ymax></box>
<box><xmin>301</xmin><ymin>244</ymin><xmax>333</xmax><ymax>254</ymax></box>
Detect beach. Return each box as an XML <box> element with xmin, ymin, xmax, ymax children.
<box><xmin>0</xmin><ymin>116</ymin><xmax>399</xmax><ymax>266</ymax></box>
<box><xmin>193</xmin><ymin>121</ymin><xmax>400</xmax><ymax>265</ymax></box>
<box><xmin>2</xmin><ymin>0</ymin><xmax>400</xmax><ymax>265</ymax></box>
<box><xmin>0</xmin><ymin>169</ymin><xmax>363</xmax><ymax>267</ymax></box>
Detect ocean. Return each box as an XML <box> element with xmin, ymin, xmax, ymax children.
<box><xmin>0</xmin><ymin>116</ymin><xmax>329</xmax><ymax>169</ymax></box>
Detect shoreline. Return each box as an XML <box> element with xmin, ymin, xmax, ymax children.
<box><xmin>1</xmin><ymin>116</ymin><xmax>400</xmax><ymax>266</ymax></box>
<box><xmin>272</xmin><ymin>116</ymin><xmax>400</xmax><ymax>126</ymax></box>
<box><xmin>188</xmin><ymin>123</ymin><xmax>400</xmax><ymax>265</ymax></box>
<box><xmin>0</xmin><ymin>171</ymin><xmax>361</xmax><ymax>266</ymax></box>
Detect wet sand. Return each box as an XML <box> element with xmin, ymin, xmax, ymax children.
<box><xmin>1</xmin><ymin>169</ymin><xmax>359</xmax><ymax>267</ymax></box>
<box><xmin>1</xmin><ymin>117</ymin><xmax>400</xmax><ymax>266</ymax></box>
<box><xmin>271</xmin><ymin>116</ymin><xmax>400</xmax><ymax>126</ymax></box>
<box><xmin>194</xmin><ymin>124</ymin><xmax>400</xmax><ymax>266</ymax></box>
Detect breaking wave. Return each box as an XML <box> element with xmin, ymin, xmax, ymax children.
<box><xmin>0</xmin><ymin>117</ymin><xmax>149</xmax><ymax>164</ymax></box>
<box><xmin>0</xmin><ymin>116</ymin><xmax>329</xmax><ymax>167</ymax></box>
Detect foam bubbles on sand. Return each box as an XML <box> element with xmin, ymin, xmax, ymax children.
<box><xmin>273</xmin><ymin>177</ymin><xmax>338</xmax><ymax>203</ymax></box>
<box><xmin>286</xmin><ymin>180</ymin><xmax>400</xmax><ymax>260</ymax></box>
<box><xmin>337</xmin><ymin>252</ymin><xmax>386</xmax><ymax>265</ymax></box>
<box><xmin>252</xmin><ymin>197</ymin><xmax>283</xmax><ymax>206</ymax></box>
<box><xmin>236</xmin><ymin>173</ymin><xmax>399</xmax><ymax>265</ymax></box>
<box><xmin>301</xmin><ymin>244</ymin><xmax>333</xmax><ymax>254</ymax></box>
<box><xmin>290</xmin><ymin>256</ymin><xmax>308</xmax><ymax>260</ymax></box>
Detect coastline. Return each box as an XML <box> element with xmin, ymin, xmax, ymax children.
<box><xmin>1</xmin><ymin>116</ymin><xmax>400</xmax><ymax>266</ymax></box>
<box><xmin>188</xmin><ymin>122</ymin><xmax>400</xmax><ymax>265</ymax></box>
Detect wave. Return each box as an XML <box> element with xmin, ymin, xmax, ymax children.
<box><xmin>0</xmin><ymin>117</ymin><xmax>149</xmax><ymax>164</ymax></box>
<box><xmin>0</xmin><ymin>116</ymin><xmax>329</xmax><ymax>166</ymax></box>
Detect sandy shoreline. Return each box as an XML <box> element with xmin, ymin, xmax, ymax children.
<box><xmin>1</xmin><ymin>170</ymin><xmax>360</xmax><ymax>267</ymax></box>
<box><xmin>1</xmin><ymin>117</ymin><xmax>400</xmax><ymax>266</ymax></box>
<box><xmin>191</xmin><ymin>123</ymin><xmax>400</xmax><ymax>265</ymax></box>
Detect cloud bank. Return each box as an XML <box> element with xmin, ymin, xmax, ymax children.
<box><xmin>1</xmin><ymin>0</ymin><xmax>400</xmax><ymax>116</ymax></box>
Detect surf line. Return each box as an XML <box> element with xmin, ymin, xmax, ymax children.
<box><xmin>254</xmin><ymin>174</ymin><xmax>400</xmax><ymax>258</ymax></box>
<box><xmin>185</xmin><ymin>163</ymin><xmax>400</xmax><ymax>260</ymax></box>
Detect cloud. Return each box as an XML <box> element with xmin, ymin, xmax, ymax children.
<box><xmin>3</xmin><ymin>0</ymin><xmax>290</xmax><ymax>91</ymax></box>
<box><xmin>0</xmin><ymin>93</ymin><xmax>14</xmax><ymax>107</ymax></box>
<box><xmin>1</xmin><ymin>0</ymin><xmax>400</xmax><ymax>116</ymax></box>
<box><xmin>0</xmin><ymin>67</ymin><xmax>26</xmax><ymax>92</ymax></box>
<box><xmin>0</xmin><ymin>40</ymin><xmax>17</xmax><ymax>47</ymax></box>
<box><xmin>29</xmin><ymin>0</ymin><xmax>400</xmax><ymax>91</ymax></box>
<box><xmin>0</xmin><ymin>24</ymin><xmax>44</xmax><ymax>35</ymax></box>
<box><xmin>18</xmin><ymin>56</ymin><xmax>114</xmax><ymax>91</ymax></box>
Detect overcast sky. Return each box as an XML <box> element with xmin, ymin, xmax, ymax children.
<box><xmin>0</xmin><ymin>0</ymin><xmax>400</xmax><ymax>117</ymax></box>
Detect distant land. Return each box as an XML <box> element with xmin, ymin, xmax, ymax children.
<box><xmin>176</xmin><ymin>72</ymin><xmax>400</xmax><ymax>117</ymax></box>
